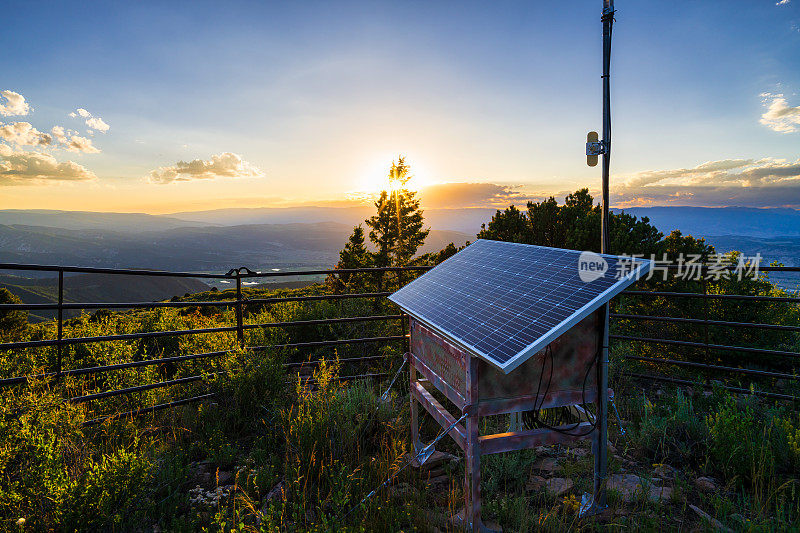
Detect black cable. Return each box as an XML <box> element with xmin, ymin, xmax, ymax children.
<box><xmin>523</xmin><ymin>344</ymin><xmax>601</xmax><ymax>437</ymax></box>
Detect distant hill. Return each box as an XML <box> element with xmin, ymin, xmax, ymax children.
<box><xmin>616</xmin><ymin>207</ymin><xmax>800</xmax><ymax>238</ymax></box>
<box><xmin>0</xmin><ymin>273</ymin><xmax>209</xmax><ymax>322</ymax></box>
<box><xmin>0</xmin><ymin>221</ymin><xmax>471</xmax><ymax>274</ymax></box>
<box><xmin>0</xmin><ymin>210</ymin><xmax>209</xmax><ymax>233</ymax></box>
<box><xmin>169</xmin><ymin>206</ymin><xmax>495</xmax><ymax>234</ymax></box>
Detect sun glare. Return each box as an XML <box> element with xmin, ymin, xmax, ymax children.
<box><xmin>354</xmin><ymin>153</ymin><xmax>433</xmax><ymax>197</ymax></box>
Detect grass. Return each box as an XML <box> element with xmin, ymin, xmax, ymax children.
<box><xmin>0</xmin><ymin>282</ymin><xmax>799</xmax><ymax>531</ymax></box>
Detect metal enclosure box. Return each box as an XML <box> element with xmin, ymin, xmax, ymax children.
<box><xmin>410</xmin><ymin>309</ymin><xmax>600</xmax><ymax>411</ymax></box>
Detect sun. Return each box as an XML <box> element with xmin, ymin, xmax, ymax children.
<box><xmin>354</xmin><ymin>154</ymin><xmax>433</xmax><ymax>196</ymax></box>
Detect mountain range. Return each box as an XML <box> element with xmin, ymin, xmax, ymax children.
<box><xmin>0</xmin><ymin>206</ymin><xmax>798</xmax><ymax>294</ymax></box>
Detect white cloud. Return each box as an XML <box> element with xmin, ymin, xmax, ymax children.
<box><xmin>760</xmin><ymin>93</ymin><xmax>800</xmax><ymax>133</ymax></box>
<box><xmin>0</xmin><ymin>122</ymin><xmax>52</xmax><ymax>146</ymax></box>
<box><xmin>776</xmin><ymin>0</ymin><xmax>790</xmax><ymax>5</ymax></box>
<box><xmin>0</xmin><ymin>144</ymin><xmax>96</xmax><ymax>185</ymax></box>
<box><xmin>149</xmin><ymin>152</ymin><xmax>263</xmax><ymax>184</ymax></box>
<box><xmin>64</xmin><ymin>135</ymin><xmax>100</xmax><ymax>153</ymax></box>
<box><xmin>614</xmin><ymin>158</ymin><xmax>800</xmax><ymax>208</ymax></box>
<box><xmin>70</xmin><ymin>108</ymin><xmax>110</xmax><ymax>133</ymax></box>
<box><xmin>51</xmin><ymin>126</ymin><xmax>67</xmax><ymax>144</ymax></box>
<box><xmin>85</xmin><ymin>116</ymin><xmax>109</xmax><ymax>132</ymax></box>
<box><xmin>50</xmin><ymin>125</ymin><xmax>100</xmax><ymax>153</ymax></box>
<box><xmin>0</xmin><ymin>90</ymin><xmax>31</xmax><ymax>117</ymax></box>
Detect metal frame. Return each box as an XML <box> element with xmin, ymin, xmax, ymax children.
<box><xmin>0</xmin><ymin>262</ymin><xmax>429</xmax><ymax>425</ymax></box>
<box><xmin>406</xmin><ymin>316</ymin><xmax>603</xmax><ymax>532</ymax></box>
<box><xmin>392</xmin><ymin>240</ymin><xmax>652</xmax><ymax>374</ymax></box>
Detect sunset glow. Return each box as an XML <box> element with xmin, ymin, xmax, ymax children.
<box><xmin>1</xmin><ymin>1</ymin><xmax>799</xmax><ymax>212</ymax></box>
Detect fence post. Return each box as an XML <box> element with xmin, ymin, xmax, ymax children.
<box><xmin>235</xmin><ymin>270</ymin><xmax>244</xmax><ymax>348</ymax></box>
<box><xmin>56</xmin><ymin>269</ymin><xmax>64</xmax><ymax>378</ymax></box>
<box><xmin>701</xmin><ymin>264</ymin><xmax>710</xmax><ymax>387</ymax></box>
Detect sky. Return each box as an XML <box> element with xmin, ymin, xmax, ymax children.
<box><xmin>1</xmin><ymin>0</ymin><xmax>799</xmax><ymax>213</ymax></box>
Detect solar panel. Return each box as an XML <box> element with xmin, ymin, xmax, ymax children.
<box><xmin>389</xmin><ymin>239</ymin><xmax>651</xmax><ymax>373</ymax></box>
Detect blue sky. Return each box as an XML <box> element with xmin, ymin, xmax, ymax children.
<box><xmin>1</xmin><ymin>0</ymin><xmax>799</xmax><ymax>212</ymax></box>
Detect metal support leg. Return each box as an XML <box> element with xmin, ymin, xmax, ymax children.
<box><xmin>410</xmin><ymin>363</ymin><xmax>421</xmax><ymax>453</ymax></box>
<box><xmin>464</xmin><ymin>355</ymin><xmax>481</xmax><ymax>531</ymax></box>
<box><xmin>465</xmin><ymin>412</ymin><xmax>481</xmax><ymax>530</ymax></box>
<box><xmin>593</xmin><ymin>304</ymin><xmax>610</xmax><ymax>510</ymax></box>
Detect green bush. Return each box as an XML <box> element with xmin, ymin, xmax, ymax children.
<box><xmin>629</xmin><ymin>390</ymin><xmax>709</xmax><ymax>467</ymax></box>
<box><xmin>62</xmin><ymin>444</ymin><xmax>153</xmax><ymax>529</ymax></box>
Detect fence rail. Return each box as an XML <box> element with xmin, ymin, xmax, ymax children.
<box><xmin>1</xmin><ymin>261</ymin><xmax>798</xmax><ymax>427</ymax></box>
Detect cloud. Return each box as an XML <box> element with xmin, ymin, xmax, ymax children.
<box><xmin>614</xmin><ymin>158</ymin><xmax>800</xmax><ymax>208</ymax></box>
<box><xmin>0</xmin><ymin>144</ymin><xmax>96</xmax><ymax>185</ymax></box>
<box><xmin>418</xmin><ymin>182</ymin><xmax>531</xmax><ymax>208</ymax></box>
<box><xmin>70</xmin><ymin>108</ymin><xmax>110</xmax><ymax>133</ymax></box>
<box><xmin>776</xmin><ymin>0</ymin><xmax>790</xmax><ymax>5</ymax></box>
<box><xmin>0</xmin><ymin>90</ymin><xmax>31</xmax><ymax>117</ymax></box>
<box><xmin>51</xmin><ymin>126</ymin><xmax>100</xmax><ymax>153</ymax></box>
<box><xmin>49</xmin><ymin>126</ymin><xmax>100</xmax><ymax>153</ymax></box>
<box><xmin>148</xmin><ymin>152</ymin><xmax>263</xmax><ymax>184</ymax></box>
<box><xmin>65</xmin><ymin>135</ymin><xmax>100</xmax><ymax>153</ymax></box>
<box><xmin>85</xmin><ymin>116</ymin><xmax>109</xmax><ymax>132</ymax></box>
<box><xmin>0</xmin><ymin>122</ymin><xmax>52</xmax><ymax>146</ymax></box>
<box><xmin>760</xmin><ymin>93</ymin><xmax>800</xmax><ymax>133</ymax></box>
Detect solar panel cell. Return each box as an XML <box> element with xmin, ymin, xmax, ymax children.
<box><xmin>389</xmin><ymin>239</ymin><xmax>651</xmax><ymax>373</ymax></box>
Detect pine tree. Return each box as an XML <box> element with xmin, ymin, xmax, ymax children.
<box><xmin>328</xmin><ymin>225</ymin><xmax>373</xmax><ymax>291</ymax></box>
<box><xmin>365</xmin><ymin>157</ymin><xmax>429</xmax><ymax>268</ymax></box>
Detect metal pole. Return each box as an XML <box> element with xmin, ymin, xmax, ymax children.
<box><xmin>57</xmin><ymin>269</ymin><xmax>64</xmax><ymax>378</ymax></box>
<box><xmin>595</xmin><ymin>0</ymin><xmax>614</xmax><ymax>511</ymax></box>
<box><xmin>235</xmin><ymin>270</ymin><xmax>244</xmax><ymax>348</ymax></box>
<box><xmin>600</xmin><ymin>0</ymin><xmax>613</xmax><ymax>254</ymax></box>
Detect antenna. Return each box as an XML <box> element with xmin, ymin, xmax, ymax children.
<box><xmin>582</xmin><ymin>0</ymin><xmax>615</xmax><ymax>516</ymax></box>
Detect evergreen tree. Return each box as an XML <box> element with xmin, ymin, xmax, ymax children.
<box><xmin>328</xmin><ymin>225</ymin><xmax>373</xmax><ymax>291</ymax></box>
<box><xmin>365</xmin><ymin>157</ymin><xmax>429</xmax><ymax>267</ymax></box>
<box><xmin>478</xmin><ymin>188</ymin><xmax>664</xmax><ymax>256</ymax></box>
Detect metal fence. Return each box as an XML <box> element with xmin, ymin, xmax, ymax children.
<box><xmin>0</xmin><ymin>261</ymin><xmax>798</xmax><ymax>428</ymax></box>
<box><xmin>0</xmin><ymin>263</ymin><xmax>430</xmax><ymax>425</ymax></box>
<box><xmin>613</xmin><ymin>264</ymin><xmax>800</xmax><ymax>402</ymax></box>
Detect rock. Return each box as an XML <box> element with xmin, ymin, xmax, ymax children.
<box><xmin>526</xmin><ymin>475</ymin><xmax>547</xmax><ymax>492</ymax></box>
<box><xmin>532</xmin><ymin>457</ymin><xmax>561</xmax><ymax>475</ymax></box>
<box><xmin>652</xmin><ymin>463</ymin><xmax>676</xmax><ymax>479</ymax></box>
<box><xmin>426</xmin><ymin>474</ymin><xmax>450</xmax><ymax>486</ymax></box>
<box><xmin>407</xmin><ymin>450</ymin><xmax>459</xmax><ymax>469</ymax></box>
<box><xmin>689</xmin><ymin>504</ymin><xmax>733</xmax><ymax>532</ymax></box>
<box><xmin>568</xmin><ymin>447</ymin><xmax>590</xmax><ymax>458</ymax></box>
<box><xmin>449</xmin><ymin>509</ymin><xmax>503</xmax><ymax>532</ymax></box>
<box><xmin>425</xmin><ymin>467</ymin><xmax>447</xmax><ymax>479</ymax></box>
<box><xmin>265</xmin><ymin>481</ymin><xmax>285</xmax><ymax>503</ymax></box>
<box><xmin>607</xmin><ymin>441</ymin><xmax>617</xmax><ymax>454</ymax></box>
<box><xmin>607</xmin><ymin>473</ymin><xmax>644</xmax><ymax>501</ymax></box>
<box><xmin>546</xmin><ymin>477</ymin><xmax>574</xmax><ymax>496</ymax></box>
<box><xmin>217</xmin><ymin>470</ymin><xmax>234</xmax><ymax>485</ymax></box>
<box><xmin>535</xmin><ymin>445</ymin><xmax>550</xmax><ymax>455</ymax></box>
<box><xmin>648</xmin><ymin>485</ymin><xmax>673</xmax><ymax>502</ymax></box>
<box><xmin>695</xmin><ymin>476</ymin><xmax>717</xmax><ymax>493</ymax></box>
